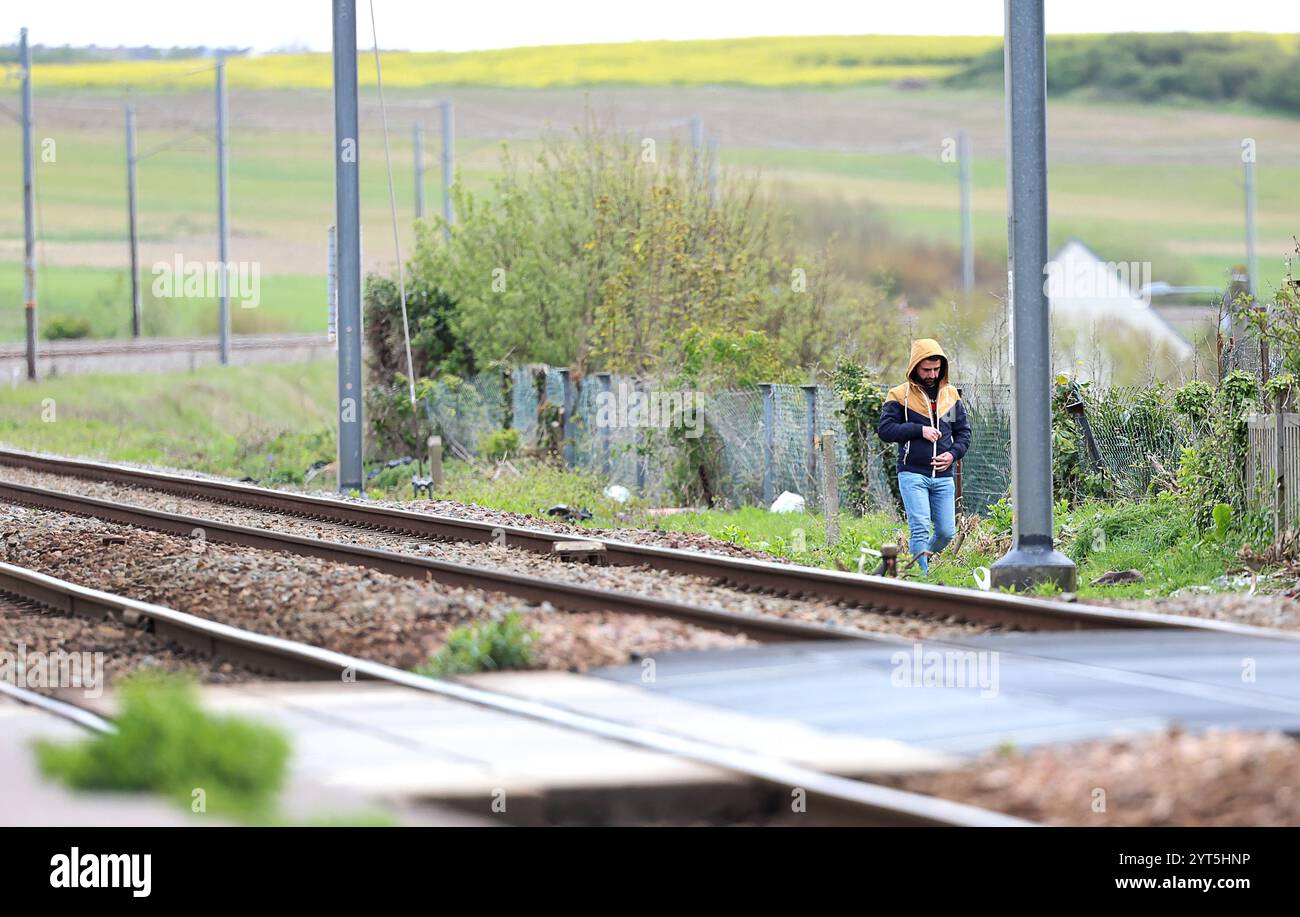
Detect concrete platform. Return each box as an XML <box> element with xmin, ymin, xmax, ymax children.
<box><xmin>0</xmin><ymin>694</ymin><xmax>201</xmax><ymax>826</ymax></box>
<box><xmin>61</xmin><ymin>675</ymin><xmax>957</xmax><ymax>825</ymax></box>
<box><xmin>595</xmin><ymin>630</ymin><xmax>1300</xmax><ymax>756</ymax></box>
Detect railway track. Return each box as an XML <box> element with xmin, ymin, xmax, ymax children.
<box><xmin>1</xmin><ymin>446</ymin><xmax>1294</xmax><ymax>641</ymax></box>
<box><xmin>0</xmin><ymin>561</ymin><xmax>1031</xmax><ymax>827</ymax></box>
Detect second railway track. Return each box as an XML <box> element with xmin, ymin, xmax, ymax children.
<box><xmin>0</xmin><ymin>560</ymin><xmax>1031</xmax><ymax>827</ymax></box>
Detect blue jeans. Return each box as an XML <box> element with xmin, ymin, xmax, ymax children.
<box><xmin>898</xmin><ymin>471</ymin><xmax>956</xmax><ymax>574</ymax></box>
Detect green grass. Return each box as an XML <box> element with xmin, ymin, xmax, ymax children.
<box><xmin>0</xmin><ymin>264</ymin><xmax>326</xmax><ymax>341</ymax></box>
<box><xmin>0</xmin><ymin>362</ymin><xmax>337</xmax><ymax>478</ymax></box>
<box><xmin>394</xmin><ymin>460</ymin><xmax>1244</xmax><ymax>600</ymax></box>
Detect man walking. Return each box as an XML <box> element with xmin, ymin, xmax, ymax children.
<box><xmin>877</xmin><ymin>339</ymin><xmax>972</xmax><ymax>575</ymax></box>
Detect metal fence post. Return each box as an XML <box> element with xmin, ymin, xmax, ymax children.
<box><xmin>801</xmin><ymin>384</ymin><xmax>819</xmax><ymax>501</ymax></box>
<box><xmin>597</xmin><ymin>372</ymin><xmax>612</xmax><ymax>477</ymax></box>
<box><xmin>760</xmin><ymin>383</ymin><xmax>776</xmax><ymax>505</ymax></box>
<box><xmin>635</xmin><ymin>378</ymin><xmax>647</xmax><ymax>494</ymax></box>
<box><xmin>558</xmin><ymin>368</ymin><xmax>575</xmax><ymax>468</ymax></box>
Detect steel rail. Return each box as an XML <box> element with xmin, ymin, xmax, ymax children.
<box><xmin>0</xmin><ymin>478</ymin><xmax>864</xmax><ymax>644</ymax></box>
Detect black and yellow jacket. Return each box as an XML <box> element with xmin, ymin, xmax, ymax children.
<box><xmin>876</xmin><ymin>338</ymin><xmax>972</xmax><ymax>478</ymax></box>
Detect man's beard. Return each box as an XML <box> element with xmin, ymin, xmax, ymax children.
<box><xmin>918</xmin><ymin>377</ymin><xmax>940</xmax><ymax>399</ymax></box>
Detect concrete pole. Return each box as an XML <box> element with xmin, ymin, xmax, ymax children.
<box><xmin>440</xmin><ymin>98</ymin><xmax>454</xmax><ymax>242</ymax></box>
<box><xmin>126</xmin><ymin>104</ymin><xmax>142</xmax><ymax>338</ymax></box>
<box><xmin>413</xmin><ymin>123</ymin><xmax>425</xmax><ymax>219</ymax></box>
<box><xmin>821</xmin><ymin>431</ymin><xmax>839</xmax><ymax>545</ymax></box>
<box><xmin>1244</xmin><ymin>151</ymin><xmax>1257</xmax><ymax>302</ymax></box>
<box><xmin>989</xmin><ymin>0</ymin><xmax>1077</xmax><ymax>592</ymax></box>
<box><xmin>20</xmin><ymin>29</ymin><xmax>37</xmax><ymax>380</ymax></box>
<box><xmin>215</xmin><ymin>56</ymin><xmax>230</xmax><ymax>364</ymax></box>
<box><xmin>333</xmin><ymin>0</ymin><xmax>364</xmax><ymax>492</ymax></box>
<box><xmin>959</xmin><ymin>128</ymin><xmax>974</xmax><ymax>296</ymax></box>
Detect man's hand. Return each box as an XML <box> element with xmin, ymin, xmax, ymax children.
<box><xmin>932</xmin><ymin>451</ymin><xmax>954</xmax><ymax>472</ymax></box>
<box><xmin>921</xmin><ymin>427</ymin><xmax>941</xmax><ymax>443</ymax></box>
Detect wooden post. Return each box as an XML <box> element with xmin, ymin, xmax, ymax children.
<box><xmin>1274</xmin><ymin>395</ymin><xmax>1285</xmax><ymax>541</ymax></box>
<box><xmin>428</xmin><ymin>435</ymin><xmax>444</xmax><ymax>490</ymax></box>
<box><xmin>821</xmin><ymin>430</ymin><xmax>839</xmax><ymax>546</ymax></box>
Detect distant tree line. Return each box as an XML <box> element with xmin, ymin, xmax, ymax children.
<box><xmin>950</xmin><ymin>33</ymin><xmax>1300</xmax><ymax>115</ymax></box>
<box><xmin>0</xmin><ymin>44</ymin><xmax>251</xmax><ymax>64</ymax></box>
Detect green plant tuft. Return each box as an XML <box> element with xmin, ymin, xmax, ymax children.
<box><xmin>414</xmin><ymin>613</ymin><xmax>538</xmax><ymax>678</ymax></box>
<box><xmin>35</xmin><ymin>672</ymin><xmax>290</xmax><ymax>819</ymax></box>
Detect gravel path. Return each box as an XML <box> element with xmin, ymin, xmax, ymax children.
<box><xmin>885</xmin><ymin>727</ymin><xmax>1300</xmax><ymax>827</ymax></box>
<box><xmin>0</xmin><ymin>505</ymin><xmax>749</xmax><ymax>673</ymax></box>
<box><xmin>0</xmin><ymin>465</ymin><xmax>987</xmax><ymax>641</ymax></box>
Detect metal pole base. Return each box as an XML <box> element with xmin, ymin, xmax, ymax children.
<box><xmin>990</xmin><ymin>539</ymin><xmax>1077</xmax><ymax>592</ymax></box>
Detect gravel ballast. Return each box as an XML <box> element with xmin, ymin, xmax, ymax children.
<box><xmin>0</xmin><ymin>465</ymin><xmax>986</xmax><ymax>641</ymax></box>
<box><xmin>886</xmin><ymin>727</ymin><xmax>1300</xmax><ymax>827</ymax></box>
<box><xmin>0</xmin><ymin>504</ymin><xmax>750</xmax><ymax>673</ymax></box>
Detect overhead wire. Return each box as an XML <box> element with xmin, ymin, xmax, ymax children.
<box><xmin>367</xmin><ymin>0</ymin><xmax>418</xmax><ymax>413</ymax></box>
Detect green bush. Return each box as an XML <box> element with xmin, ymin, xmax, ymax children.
<box><xmin>406</xmin><ymin>121</ymin><xmax>892</xmax><ymax>378</ymax></box>
<box><xmin>414</xmin><ymin>613</ymin><xmax>538</xmax><ymax>678</ymax></box>
<box><xmin>831</xmin><ymin>360</ymin><xmax>899</xmax><ymax>515</ymax></box>
<box><xmin>43</xmin><ymin>315</ymin><xmax>93</xmax><ymax>340</ymax></box>
<box><xmin>36</xmin><ymin>672</ymin><xmax>290</xmax><ymax>819</ymax></box>
<box><xmin>1176</xmin><ymin>370</ymin><xmax>1259</xmax><ymax>530</ymax></box>
<box><xmin>480</xmin><ymin>428</ymin><xmax>522</xmax><ymax>461</ymax></box>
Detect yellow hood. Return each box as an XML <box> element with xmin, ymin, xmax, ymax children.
<box><xmin>887</xmin><ymin>339</ymin><xmax>959</xmax><ymax>419</ymax></box>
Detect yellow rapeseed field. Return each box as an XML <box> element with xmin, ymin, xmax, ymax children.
<box><xmin>27</xmin><ymin>34</ymin><xmax>1001</xmax><ymax>91</ymax></box>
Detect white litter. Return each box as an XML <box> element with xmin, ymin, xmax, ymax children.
<box><xmin>603</xmin><ymin>484</ymin><xmax>631</xmax><ymax>504</ymax></box>
<box><xmin>769</xmin><ymin>491</ymin><xmax>806</xmax><ymax>513</ymax></box>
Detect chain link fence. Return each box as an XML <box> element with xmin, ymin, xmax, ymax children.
<box><xmin>417</xmin><ymin>365</ymin><xmax>1203</xmax><ymax>517</ymax></box>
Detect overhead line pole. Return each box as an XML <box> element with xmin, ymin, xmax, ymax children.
<box><xmin>413</xmin><ymin>122</ymin><xmax>424</xmax><ymax>219</ymax></box>
<box><xmin>126</xmin><ymin>104</ymin><xmax>142</xmax><ymax>338</ymax></box>
<box><xmin>333</xmin><ymin>0</ymin><xmax>364</xmax><ymax>493</ymax></box>
<box><xmin>958</xmin><ymin>128</ymin><xmax>974</xmax><ymax>295</ymax></box>
<box><xmin>215</xmin><ymin>55</ymin><xmax>231</xmax><ymax>364</ymax></box>
<box><xmin>990</xmin><ymin>0</ymin><xmax>1077</xmax><ymax>592</ymax></box>
<box><xmin>440</xmin><ymin>98</ymin><xmax>453</xmax><ymax>242</ymax></box>
<box><xmin>20</xmin><ymin>28</ymin><xmax>37</xmax><ymax>380</ymax></box>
